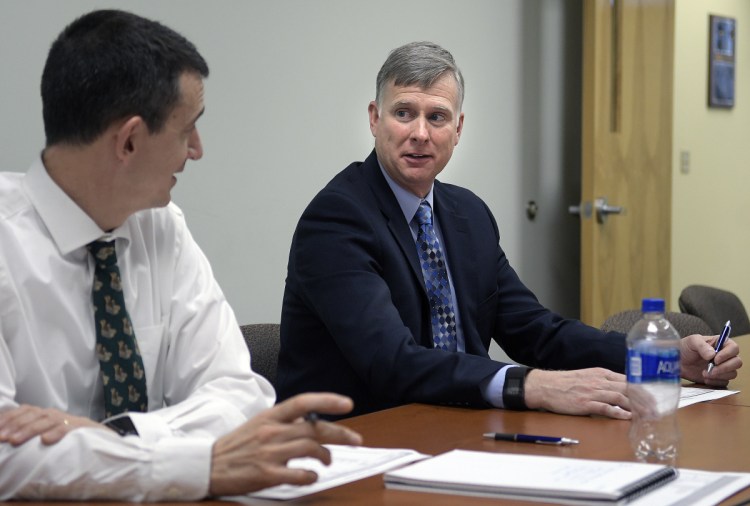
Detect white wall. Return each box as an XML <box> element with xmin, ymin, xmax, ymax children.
<box><xmin>0</xmin><ymin>0</ymin><xmax>581</xmax><ymax>340</ymax></box>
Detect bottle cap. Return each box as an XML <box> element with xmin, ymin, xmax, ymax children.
<box><xmin>641</xmin><ymin>298</ymin><xmax>665</xmax><ymax>313</ymax></box>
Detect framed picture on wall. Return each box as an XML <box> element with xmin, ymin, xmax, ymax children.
<box><xmin>708</xmin><ymin>15</ymin><xmax>736</xmax><ymax>108</ymax></box>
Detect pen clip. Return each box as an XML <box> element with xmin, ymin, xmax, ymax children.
<box><xmin>533</xmin><ymin>440</ymin><xmax>563</xmax><ymax>445</ymax></box>
<box><xmin>716</xmin><ymin>320</ymin><xmax>732</xmax><ymax>350</ymax></box>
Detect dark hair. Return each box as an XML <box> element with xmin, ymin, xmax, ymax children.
<box><xmin>375</xmin><ymin>41</ymin><xmax>464</xmax><ymax>110</ymax></box>
<box><xmin>41</xmin><ymin>9</ymin><xmax>209</xmax><ymax>146</ymax></box>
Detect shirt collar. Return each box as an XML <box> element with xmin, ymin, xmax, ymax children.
<box><xmin>22</xmin><ymin>156</ymin><xmax>131</xmax><ymax>255</ymax></box>
<box><xmin>378</xmin><ymin>161</ymin><xmax>435</xmax><ymax>224</ymax></box>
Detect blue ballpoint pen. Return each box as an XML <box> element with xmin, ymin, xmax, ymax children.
<box><xmin>483</xmin><ymin>432</ymin><xmax>579</xmax><ymax>445</ymax></box>
<box><xmin>707</xmin><ymin>320</ymin><xmax>731</xmax><ymax>375</ymax></box>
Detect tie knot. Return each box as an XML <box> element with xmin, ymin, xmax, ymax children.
<box><xmin>87</xmin><ymin>240</ymin><xmax>117</xmax><ymax>267</ymax></box>
<box><xmin>415</xmin><ymin>201</ymin><xmax>433</xmax><ymax>226</ymax></box>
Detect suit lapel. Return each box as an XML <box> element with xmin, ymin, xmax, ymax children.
<box><xmin>361</xmin><ymin>153</ymin><xmax>486</xmax><ymax>356</ymax></box>
<box><xmin>360</xmin><ymin>152</ymin><xmax>424</xmax><ymax>288</ymax></box>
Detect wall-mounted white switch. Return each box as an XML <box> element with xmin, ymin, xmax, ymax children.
<box><xmin>680</xmin><ymin>150</ymin><xmax>690</xmax><ymax>174</ymax></box>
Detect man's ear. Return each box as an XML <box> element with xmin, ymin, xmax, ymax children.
<box><xmin>367</xmin><ymin>101</ymin><xmax>380</xmax><ymax>137</ymax></box>
<box><xmin>114</xmin><ymin>116</ymin><xmax>146</xmax><ymax>162</ymax></box>
<box><xmin>454</xmin><ymin>111</ymin><xmax>465</xmax><ymax>145</ymax></box>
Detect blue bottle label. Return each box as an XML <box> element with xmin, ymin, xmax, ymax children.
<box><xmin>626</xmin><ymin>348</ymin><xmax>680</xmax><ymax>383</ymax></box>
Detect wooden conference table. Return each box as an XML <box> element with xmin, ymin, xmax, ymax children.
<box><xmin>285</xmin><ymin>333</ymin><xmax>750</xmax><ymax>505</ymax></box>
<box><xmin>19</xmin><ymin>335</ymin><xmax>749</xmax><ymax>506</ymax></box>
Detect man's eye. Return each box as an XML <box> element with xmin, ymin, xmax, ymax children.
<box><xmin>429</xmin><ymin>113</ymin><xmax>446</xmax><ymax>122</ymax></box>
<box><xmin>395</xmin><ymin>110</ymin><xmax>410</xmax><ymax>119</ymax></box>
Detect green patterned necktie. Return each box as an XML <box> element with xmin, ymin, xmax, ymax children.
<box><xmin>88</xmin><ymin>240</ymin><xmax>148</xmax><ymax>417</ymax></box>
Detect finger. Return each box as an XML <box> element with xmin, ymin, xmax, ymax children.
<box><xmin>0</xmin><ymin>406</ymin><xmax>42</xmax><ymax>442</ymax></box>
<box><xmin>703</xmin><ymin>368</ymin><xmax>738</xmax><ymax>385</ymax></box>
<box><xmin>596</xmin><ymin>389</ymin><xmax>631</xmax><ymax>412</ymax></box>
<box><xmin>688</xmin><ymin>334</ymin><xmax>719</xmax><ymax>361</ymax></box>
<box><xmin>265</xmin><ymin>467</ymin><xmax>319</xmax><ymax>488</ymax></box>
<box><xmin>270</xmin><ymin>393</ymin><xmax>354</xmax><ymax>423</ymax></box>
<box><xmin>707</xmin><ymin>356</ymin><xmax>742</xmax><ymax>378</ymax></box>
<box><xmin>3</xmin><ymin>408</ymin><xmax>59</xmax><ymax>444</ymax></box>
<box><xmin>306</xmin><ymin>420</ymin><xmax>363</xmax><ymax>446</ymax></box>
<box><xmin>681</xmin><ymin>334</ymin><xmax>714</xmax><ymax>359</ymax></box>
<box><xmin>584</xmin><ymin>400</ymin><xmax>631</xmax><ymax>420</ymax></box>
<box><xmin>269</xmin><ymin>438</ymin><xmax>334</xmax><ymax>467</ymax></box>
<box><xmin>603</xmin><ymin>371</ymin><xmax>627</xmax><ymax>383</ymax></box>
<box><xmin>39</xmin><ymin>422</ymin><xmax>73</xmax><ymax>446</ymax></box>
<box><xmin>601</xmin><ymin>404</ymin><xmax>632</xmax><ymax>420</ymax></box>
<box><xmin>702</xmin><ymin>377</ymin><xmax>730</xmax><ymax>388</ymax></box>
<box><xmin>715</xmin><ymin>339</ymin><xmax>740</xmax><ymax>362</ymax></box>
<box><xmin>266</xmin><ymin>414</ymin><xmax>363</xmax><ymax>447</ymax></box>
<box><xmin>245</xmin><ymin>415</ymin><xmax>360</xmax><ymax>447</ymax></box>
<box><xmin>0</xmin><ymin>405</ymin><xmax>42</xmax><ymax>431</ymax></box>
<box><xmin>7</xmin><ymin>417</ymin><xmax>61</xmax><ymax>446</ymax></box>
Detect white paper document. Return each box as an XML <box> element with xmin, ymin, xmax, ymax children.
<box><xmin>384</xmin><ymin>449</ymin><xmax>678</xmax><ymax>504</ymax></box>
<box><xmin>679</xmin><ymin>386</ymin><xmax>739</xmax><ymax>408</ymax></box>
<box><xmin>234</xmin><ymin>445</ymin><xmax>428</xmax><ymax>501</ymax></box>
<box><xmin>629</xmin><ymin>468</ymin><xmax>750</xmax><ymax>506</ymax></box>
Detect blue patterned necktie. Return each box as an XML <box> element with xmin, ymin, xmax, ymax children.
<box><xmin>414</xmin><ymin>201</ymin><xmax>458</xmax><ymax>352</ymax></box>
<box><xmin>88</xmin><ymin>240</ymin><xmax>148</xmax><ymax>417</ymax></box>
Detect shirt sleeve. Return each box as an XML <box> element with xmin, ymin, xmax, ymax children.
<box><xmin>132</xmin><ymin>206</ymin><xmax>275</xmax><ymax>442</ymax></box>
<box><xmin>479</xmin><ymin>365</ymin><xmax>516</xmax><ymax>408</ymax></box>
<box><xmin>0</xmin><ymin>426</ymin><xmax>212</xmax><ymax>501</ymax></box>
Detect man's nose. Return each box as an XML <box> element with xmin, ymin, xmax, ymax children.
<box><xmin>410</xmin><ymin>117</ymin><xmax>429</xmax><ymax>143</ymax></box>
<box><xmin>188</xmin><ymin>128</ymin><xmax>203</xmax><ymax>160</ymax></box>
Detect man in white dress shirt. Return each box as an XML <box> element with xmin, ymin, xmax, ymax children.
<box><xmin>0</xmin><ymin>9</ymin><xmax>360</xmax><ymax>500</ymax></box>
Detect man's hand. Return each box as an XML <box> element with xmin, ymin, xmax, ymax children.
<box><xmin>681</xmin><ymin>334</ymin><xmax>742</xmax><ymax>386</ymax></box>
<box><xmin>524</xmin><ymin>368</ymin><xmax>631</xmax><ymax>420</ymax></box>
<box><xmin>209</xmin><ymin>392</ymin><xmax>362</xmax><ymax>497</ymax></box>
<box><xmin>0</xmin><ymin>405</ymin><xmax>106</xmax><ymax>446</ymax></box>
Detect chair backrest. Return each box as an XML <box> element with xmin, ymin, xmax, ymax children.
<box><xmin>240</xmin><ymin>323</ymin><xmax>281</xmax><ymax>387</ymax></box>
<box><xmin>678</xmin><ymin>285</ymin><xmax>750</xmax><ymax>336</ymax></box>
<box><xmin>600</xmin><ymin>310</ymin><xmax>712</xmax><ymax>337</ymax></box>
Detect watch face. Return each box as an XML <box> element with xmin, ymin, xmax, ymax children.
<box><xmin>502</xmin><ymin>367</ymin><xmax>530</xmax><ymax>410</ymax></box>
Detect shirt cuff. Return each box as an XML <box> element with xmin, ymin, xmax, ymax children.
<box><xmin>480</xmin><ymin>364</ymin><xmax>517</xmax><ymax>409</ymax></box>
<box><xmin>127</xmin><ymin>411</ymin><xmax>173</xmax><ymax>444</ymax></box>
<box><xmin>148</xmin><ymin>436</ymin><xmax>213</xmax><ymax>501</ymax></box>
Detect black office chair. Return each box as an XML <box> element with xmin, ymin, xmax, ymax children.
<box><xmin>601</xmin><ymin>310</ymin><xmax>712</xmax><ymax>337</ymax></box>
<box><xmin>240</xmin><ymin>323</ymin><xmax>281</xmax><ymax>387</ymax></box>
<box><xmin>678</xmin><ymin>285</ymin><xmax>750</xmax><ymax>336</ymax></box>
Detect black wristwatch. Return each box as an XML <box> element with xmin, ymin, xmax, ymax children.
<box><xmin>502</xmin><ymin>366</ymin><xmax>532</xmax><ymax>410</ymax></box>
<box><xmin>104</xmin><ymin>414</ymin><xmax>140</xmax><ymax>436</ymax></box>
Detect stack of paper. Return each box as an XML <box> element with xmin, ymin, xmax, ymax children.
<box><xmin>385</xmin><ymin>449</ymin><xmax>676</xmax><ymax>505</ymax></box>
<box><xmin>384</xmin><ymin>449</ymin><xmax>750</xmax><ymax>505</ymax></box>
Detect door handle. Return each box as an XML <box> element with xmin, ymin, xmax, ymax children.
<box><xmin>594</xmin><ymin>197</ymin><xmax>624</xmax><ymax>224</ymax></box>
<box><xmin>568</xmin><ymin>201</ymin><xmax>593</xmax><ymax>219</ymax></box>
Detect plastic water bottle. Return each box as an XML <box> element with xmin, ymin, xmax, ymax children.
<box><xmin>626</xmin><ymin>298</ymin><xmax>681</xmax><ymax>464</ymax></box>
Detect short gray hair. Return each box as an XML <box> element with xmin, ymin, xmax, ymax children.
<box><xmin>375</xmin><ymin>41</ymin><xmax>464</xmax><ymax>110</ymax></box>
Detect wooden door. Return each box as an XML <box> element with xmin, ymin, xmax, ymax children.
<box><xmin>579</xmin><ymin>0</ymin><xmax>675</xmax><ymax>327</ymax></box>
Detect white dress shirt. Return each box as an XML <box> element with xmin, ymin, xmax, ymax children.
<box><xmin>0</xmin><ymin>158</ymin><xmax>275</xmax><ymax>500</ymax></box>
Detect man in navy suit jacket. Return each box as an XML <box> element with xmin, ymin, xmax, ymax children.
<box><xmin>277</xmin><ymin>41</ymin><xmax>741</xmax><ymax>419</ymax></box>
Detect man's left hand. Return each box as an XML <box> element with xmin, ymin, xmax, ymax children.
<box><xmin>0</xmin><ymin>405</ymin><xmax>106</xmax><ymax>446</ymax></box>
<box><xmin>681</xmin><ymin>334</ymin><xmax>742</xmax><ymax>386</ymax></box>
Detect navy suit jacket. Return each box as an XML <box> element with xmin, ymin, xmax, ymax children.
<box><xmin>278</xmin><ymin>151</ymin><xmax>626</xmax><ymax>417</ymax></box>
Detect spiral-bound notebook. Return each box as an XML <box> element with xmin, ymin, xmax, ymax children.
<box><xmin>384</xmin><ymin>449</ymin><xmax>677</xmax><ymax>505</ymax></box>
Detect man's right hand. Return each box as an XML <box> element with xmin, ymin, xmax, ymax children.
<box><xmin>208</xmin><ymin>392</ymin><xmax>362</xmax><ymax>496</ymax></box>
<box><xmin>0</xmin><ymin>404</ymin><xmax>106</xmax><ymax>446</ymax></box>
<box><xmin>523</xmin><ymin>368</ymin><xmax>631</xmax><ymax>420</ymax></box>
